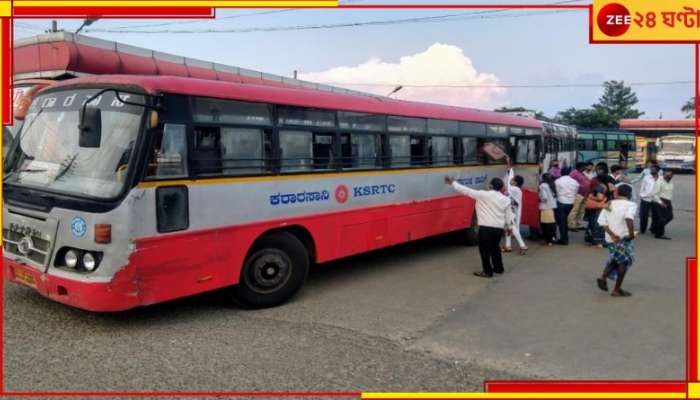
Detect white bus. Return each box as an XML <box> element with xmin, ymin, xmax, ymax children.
<box><xmin>657</xmin><ymin>135</ymin><xmax>696</xmax><ymax>172</ymax></box>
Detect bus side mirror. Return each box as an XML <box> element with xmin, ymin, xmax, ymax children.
<box><xmin>79</xmin><ymin>106</ymin><xmax>102</xmax><ymax>148</ymax></box>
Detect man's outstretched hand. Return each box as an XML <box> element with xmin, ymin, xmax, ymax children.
<box><xmin>444</xmin><ymin>176</ymin><xmax>455</xmax><ymax>185</ymax></box>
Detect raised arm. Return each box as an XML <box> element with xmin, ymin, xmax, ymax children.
<box><xmin>504</xmin><ymin>165</ymin><xmax>514</xmax><ymax>194</ymax></box>
<box><xmin>445</xmin><ymin>176</ymin><xmax>486</xmax><ymax>201</ymax></box>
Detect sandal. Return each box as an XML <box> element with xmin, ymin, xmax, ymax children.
<box><xmin>519</xmin><ymin>248</ymin><xmax>528</xmax><ymax>255</ymax></box>
<box><xmin>596</xmin><ymin>277</ymin><xmax>608</xmax><ymax>292</ymax></box>
<box><xmin>473</xmin><ymin>271</ymin><xmax>493</xmax><ymax>278</ymax></box>
<box><xmin>501</xmin><ymin>247</ymin><xmax>512</xmax><ymax>253</ymax></box>
<box><xmin>612</xmin><ymin>289</ymin><xmax>632</xmax><ymax>297</ymax></box>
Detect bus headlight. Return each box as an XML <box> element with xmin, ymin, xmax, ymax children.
<box><xmin>65</xmin><ymin>250</ymin><xmax>79</xmax><ymax>268</ymax></box>
<box><xmin>83</xmin><ymin>253</ymin><xmax>97</xmax><ymax>272</ymax></box>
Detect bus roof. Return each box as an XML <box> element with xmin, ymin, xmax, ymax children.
<box><xmin>659</xmin><ymin>134</ymin><xmax>695</xmax><ymax>141</ymax></box>
<box><xmin>45</xmin><ymin>75</ymin><xmax>544</xmax><ymax>129</ymax></box>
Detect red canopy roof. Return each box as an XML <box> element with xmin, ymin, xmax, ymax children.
<box><xmin>619</xmin><ymin>119</ymin><xmax>696</xmax><ymax>130</ymax></box>
<box><xmin>47</xmin><ymin>75</ymin><xmax>543</xmax><ymax>128</ymax></box>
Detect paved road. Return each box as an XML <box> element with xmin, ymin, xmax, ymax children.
<box><xmin>3</xmin><ymin>175</ymin><xmax>693</xmax><ymax>393</ymax></box>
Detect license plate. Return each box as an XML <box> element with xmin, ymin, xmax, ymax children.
<box><xmin>14</xmin><ymin>269</ymin><xmax>36</xmax><ymax>288</ymax></box>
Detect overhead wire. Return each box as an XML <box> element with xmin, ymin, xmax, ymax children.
<box><xmin>86</xmin><ymin>0</ymin><xmax>588</xmax><ymax>34</ymax></box>
<box><xmin>303</xmin><ymin>80</ymin><xmax>694</xmax><ymax>89</ymax></box>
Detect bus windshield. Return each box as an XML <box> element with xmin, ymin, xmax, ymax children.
<box><xmin>4</xmin><ymin>89</ymin><xmax>145</xmax><ymax>199</ymax></box>
<box><xmin>660</xmin><ymin>141</ymin><xmax>694</xmax><ymax>154</ymax></box>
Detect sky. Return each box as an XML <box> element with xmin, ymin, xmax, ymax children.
<box><xmin>13</xmin><ymin>1</ymin><xmax>695</xmax><ymax>119</ymax></box>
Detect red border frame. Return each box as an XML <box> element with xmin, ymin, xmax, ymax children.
<box><xmin>1</xmin><ymin>2</ymin><xmax>698</xmax><ymax>398</ymax></box>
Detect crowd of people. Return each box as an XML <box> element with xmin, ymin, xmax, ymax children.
<box><xmin>445</xmin><ymin>157</ymin><xmax>675</xmax><ymax>298</ymax></box>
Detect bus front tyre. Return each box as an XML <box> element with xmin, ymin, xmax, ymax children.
<box><xmin>232</xmin><ymin>231</ymin><xmax>309</xmax><ymax>309</ymax></box>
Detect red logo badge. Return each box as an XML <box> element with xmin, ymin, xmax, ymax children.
<box><xmin>335</xmin><ymin>185</ymin><xmax>349</xmax><ymax>204</ymax></box>
<box><xmin>597</xmin><ymin>3</ymin><xmax>631</xmax><ymax>37</ymax></box>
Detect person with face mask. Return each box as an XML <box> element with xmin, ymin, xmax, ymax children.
<box><xmin>445</xmin><ymin>175</ymin><xmax>513</xmax><ymax>278</ymax></box>
<box><xmin>548</xmin><ymin>160</ymin><xmax>561</xmax><ymax>179</ymax></box>
<box><xmin>651</xmin><ymin>170</ymin><xmax>675</xmax><ymax>240</ymax></box>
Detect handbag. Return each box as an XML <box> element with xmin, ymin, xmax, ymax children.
<box><xmin>585</xmin><ymin>194</ymin><xmax>607</xmax><ymax>210</ymax></box>
<box><xmin>540</xmin><ymin>209</ymin><xmax>555</xmax><ymax>224</ymax></box>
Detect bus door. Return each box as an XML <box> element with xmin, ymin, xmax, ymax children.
<box><xmin>513</xmin><ymin>133</ymin><xmax>540</xmax><ymax>228</ymax></box>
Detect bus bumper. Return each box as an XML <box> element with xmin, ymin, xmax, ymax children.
<box><xmin>3</xmin><ymin>258</ymin><xmax>140</xmax><ymax>312</ymax></box>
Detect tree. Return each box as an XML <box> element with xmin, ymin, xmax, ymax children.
<box><xmin>592</xmin><ymin>80</ymin><xmax>644</xmax><ymax>120</ymax></box>
<box><xmin>555</xmin><ymin>107</ymin><xmax>616</xmax><ymax>128</ymax></box>
<box><xmin>681</xmin><ymin>97</ymin><xmax>696</xmax><ymax>118</ymax></box>
<box><xmin>493</xmin><ymin>106</ymin><xmax>545</xmax><ymax>119</ymax></box>
<box><xmin>553</xmin><ymin>80</ymin><xmax>644</xmax><ymax>128</ymax></box>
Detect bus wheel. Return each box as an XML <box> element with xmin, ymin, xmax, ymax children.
<box><xmin>452</xmin><ymin>214</ymin><xmax>478</xmax><ymax>246</ymax></box>
<box><xmin>232</xmin><ymin>231</ymin><xmax>309</xmax><ymax>309</ymax></box>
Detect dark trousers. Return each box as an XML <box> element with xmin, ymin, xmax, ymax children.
<box><xmin>584</xmin><ymin>209</ymin><xmax>605</xmax><ymax>245</ymax></box>
<box><xmin>540</xmin><ymin>223</ymin><xmax>557</xmax><ymax>244</ymax></box>
<box><xmin>639</xmin><ymin>200</ymin><xmax>652</xmax><ymax>234</ymax></box>
<box><xmin>652</xmin><ymin>199</ymin><xmax>673</xmax><ymax>237</ymax></box>
<box><xmin>555</xmin><ymin>202</ymin><xmax>574</xmax><ymax>244</ymax></box>
<box><xmin>478</xmin><ymin>226</ymin><xmax>504</xmax><ymax>276</ymax></box>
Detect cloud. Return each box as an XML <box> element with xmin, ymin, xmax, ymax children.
<box><xmin>299</xmin><ymin>43</ymin><xmax>507</xmax><ymax>109</ymax></box>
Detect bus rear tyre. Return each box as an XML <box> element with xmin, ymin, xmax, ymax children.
<box><xmin>452</xmin><ymin>215</ymin><xmax>478</xmax><ymax>246</ymax></box>
<box><xmin>232</xmin><ymin>231</ymin><xmax>309</xmax><ymax>309</ymax></box>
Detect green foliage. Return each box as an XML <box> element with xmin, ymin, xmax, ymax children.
<box><xmin>554</xmin><ymin>80</ymin><xmax>644</xmax><ymax>128</ymax></box>
<box><xmin>555</xmin><ymin>107</ymin><xmax>616</xmax><ymax>129</ymax></box>
<box><xmin>681</xmin><ymin>97</ymin><xmax>695</xmax><ymax>118</ymax></box>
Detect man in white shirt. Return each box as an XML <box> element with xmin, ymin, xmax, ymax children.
<box><xmin>445</xmin><ymin>175</ymin><xmax>513</xmax><ymax>278</ymax></box>
<box><xmin>554</xmin><ymin>168</ymin><xmax>580</xmax><ymax>245</ymax></box>
<box><xmin>596</xmin><ymin>184</ymin><xmax>637</xmax><ymax>297</ymax></box>
<box><xmin>637</xmin><ymin>165</ymin><xmax>659</xmax><ymax>234</ymax></box>
<box><xmin>651</xmin><ymin>170</ymin><xmax>675</xmax><ymax>240</ymax></box>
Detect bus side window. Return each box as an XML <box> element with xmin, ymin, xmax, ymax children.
<box><xmin>476</xmin><ymin>138</ymin><xmax>487</xmax><ymax>163</ymax></box>
<box><xmin>430</xmin><ymin>136</ymin><xmax>453</xmax><ymax>166</ymax></box>
<box><xmin>527</xmin><ymin>138</ymin><xmax>539</xmax><ymax>164</ymax></box>
<box><xmin>342</xmin><ymin>133</ymin><xmax>380</xmax><ymax>169</ymax></box>
<box><xmin>462</xmin><ymin>137</ymin><xmax>478</xmax><ymax>164</ymax></box>
<box><xmin>192</xmin><ymin>126</ymin><xmax>223</xmax><ymax>175</ymax></box>
<box><xmin>280</xmin><ymin>130</ymin><xmax>313</xmax><ymax>172</ymax></box>
<box><xmin>220</xmin><ymin>127</ymin><xmax>266</xmax><ymax>175</ymax></box>
<box><xmin>515</xmin><ymin>138</ymin><xmax>529</xmax><ymax>163</ymax></box>
<box><xmin>410</xmin><ymin>136</ymin><xmax>428</xmax><ymax>166</ymax></box>
<box><xmin>390</xmin><ymin>135</ymin><xmax>410</xmax><ymax>167</ymax></box>
<box><xmin>312</xmin><ymin>133</ymin><xmax>334</xmax><ymax>170</ymax></box>
<box><xmin>596</xmin><ymin>139</ymin><xmax>605</xmax><ymax>152</ymax></box>
<box><xmin>146</xmin><ymin>123</ymin><xmax>188</xmax><ymax>179</ymax></box>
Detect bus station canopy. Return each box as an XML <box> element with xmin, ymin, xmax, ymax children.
<box><xmin>619</xmin><ymin>119</ymin><xmax>696</xmax><ymax>137</ymax></box>
<box><xmin>14</xmin><ymin>32</ymin><xmax>382</xmax><ymax>99</ymax></box>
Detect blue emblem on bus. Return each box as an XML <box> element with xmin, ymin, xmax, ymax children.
<box><xmin>70</xmin><ymin>217</ymin><xmax>87</xmax><ymax>238</ymax></box>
